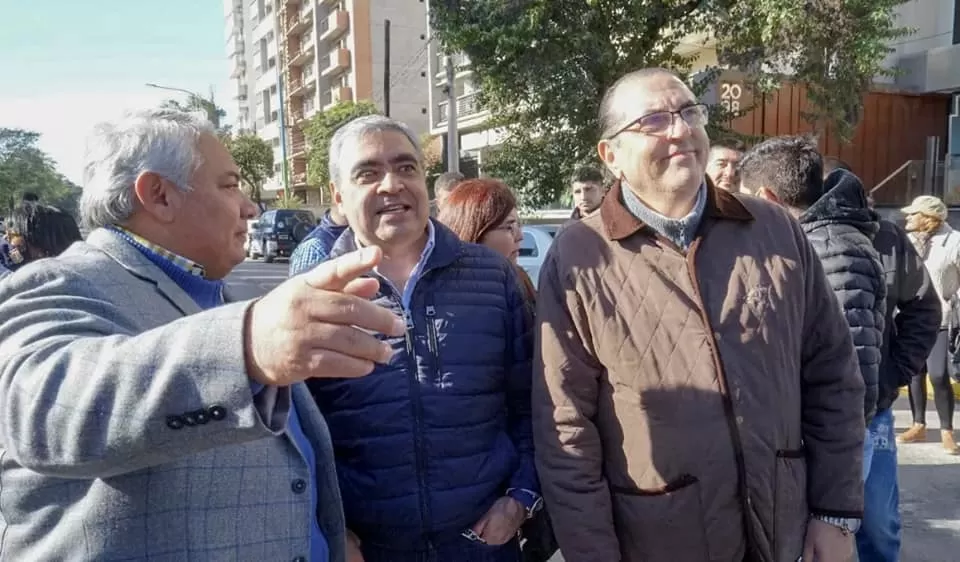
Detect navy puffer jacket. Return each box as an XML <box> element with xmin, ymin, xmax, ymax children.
<box><xmin>799</xmin><ymin>169</ymin><xmax>886</xmax><ymax>424</ymax></box>
<box><xmin>307</xmin><ymin>220</ymin><xmax>537</xmax><ymax>550</ymax></box>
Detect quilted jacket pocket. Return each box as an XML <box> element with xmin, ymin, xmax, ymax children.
<box><xmin>610</xmin><ymin>474</ymin><xmax>710</xmax><ymax>562</ymax></box>
<box><xmin>773</xmin><ymin>449</ymin><xmax>808</xmax><ymax>562</ymax></box>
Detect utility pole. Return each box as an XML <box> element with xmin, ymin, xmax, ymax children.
<box><xmin>445</xmin><ymin>53</ymin><xmax>460</xmax><ymax>173</ymax></box>
<box><xmin>384</xmin><ymin>19</ymin><xmax>391</xmax><ymax>117</ymax></box>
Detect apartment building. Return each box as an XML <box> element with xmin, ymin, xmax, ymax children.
<box><xmin>224</xmin><ymin>0</ymin><xmax>286</xmax><ymax>195</ymax></box>
<box><xmin>224</xmin><ymin>0</ymin><xmax>254</xmax><ymax>132</ymax></box>
<box><xmin>278</xmin><ymin>0</ymin><xmax>430</xmax><ymax>207</ymax></box>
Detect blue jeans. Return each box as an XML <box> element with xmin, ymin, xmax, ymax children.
<box><xmin>361</xmin><ymin>537</ymin><xmax>521</xmax><ymax>562</ymax></box>
<box><xmin>856</xmin><ymin>408</ymin><xmax>901</xmax><ymax>562</ymax></box>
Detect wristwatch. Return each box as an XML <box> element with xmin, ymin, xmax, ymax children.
<box><xmin>812</xmin><ymin>514</ymin><xmax>861</xmax><ymax>535</ymax></box>
<box><xmin>506</xmin><ymin>488</ymin><xmax>544</xmax><ymax>520</ymax></box>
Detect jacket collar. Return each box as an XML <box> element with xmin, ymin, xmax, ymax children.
<box><xmin>86</xmin><ymin>228</ymin><xmax>202</xmax><ymax>315</ymax></box>
<box><xmin>329</xmin><ymin>217</ymin><xmax>462</xmax><ymax>272</ymax></box>
<box><xmin>600</xmin><ymin>177</ymin><xmax>753</xmax><ymax>241</ymax></box>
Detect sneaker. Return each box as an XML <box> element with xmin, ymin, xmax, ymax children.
<box><xmin>941</xmin><ymin>430</ymin><xmax>960</xmax><ymax>455</ymax></box>
<box><xmin>898</xmin><ymin>423</ymin><xmax>927</xmax><ymax>443</ymax></box>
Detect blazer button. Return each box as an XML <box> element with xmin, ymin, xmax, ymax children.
<box><xmin>291</xmin><ymin>479</ymin><xmax>307</xmax><ymax>494</ymax></box>
<box><xmin>182</xmin><ymin>412</ymin><xmax>198</xmax><ymax>426</ymax></box>
<box><xmin>208</xmin><ymin>405</ymin><xmax>227</xmax><ymax>421</ymax></box>
<box><xmin>193</xmin><ymin>409</ymin><xmax>209</xmax><ymax>424</ymax></box>
<box><xmin>166</xmin><ymin>416</ymin><xmax>185</xmax><ymax>430</ymax></box>
<box><xmin>292</xmin><ymin>557</ymin><xmax>306</xmax><ymax>562</ymax></box>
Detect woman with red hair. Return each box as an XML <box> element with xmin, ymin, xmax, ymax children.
<box><xmin>438</xmin><ymin>178</ymin><xmax>537</xmax><ymax>304</ymax></box>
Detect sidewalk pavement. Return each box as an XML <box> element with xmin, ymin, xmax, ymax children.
<box><xmin>892</xmin><ymin>397</ymin><xmax>960</xmax><ymax>562</ymax></box>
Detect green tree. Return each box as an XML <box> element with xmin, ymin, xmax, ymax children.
<box><xmin>430</xmin><ymin>0</ymin><xmax>910</xmax><ymax>207</ymax></box>
<box><xmin>304</xmin><ymin>100</ymin><xmax>380</xmax><ymax>188</ymax></box>
<box><xmin>273</xmin><ymin>191</ymin><xmax>305</xmax><ymax>209</ymax></box>
<box><xmin>160</xmin><ymin>94</ymin><xmax>231</xmax><ymax>137</ymax></box>
<box><xmin>225</xmin><ymin>133</ymin><xmax>274</xmax><ymax>206</ymax></box>
<box><xmin>0</xmin><ymin>128</ymin><xmax>74</xmax><ymax>215</ymax></box>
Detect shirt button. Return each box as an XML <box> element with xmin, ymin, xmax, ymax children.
<box><xmin>292</xmin><ymin>557</ymin><xmax>307</xmax><ymax>562</ymax></box>
<box><xmin>291</xmin><ymin>479</ymin><xmax>307</xmax><ymax>494</ymax></box>
<box><xmin>166</xmin><ymin>416</ymin><xmax>185</xmax><ymax>430</ymax></box>
<box><xmin>208</xmin><ymin>405</ymin><xmax>227</xmax><ymax>421</ymax></box>
<box><xmin>182</xmin><ymin>412</ymin><xmax>198</xmax><ymax>426</ymax></box>
<box><xmin>194</xmin><ymin>410</ymin><xmax>209</xmax><ymax>424</ymax></box>
<box><xmin>736</xmin><ymin>416</ymin><xmax>744</xmax><ymax>425</ymax></box>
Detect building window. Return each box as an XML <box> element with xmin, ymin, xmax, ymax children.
<box><xmin>270</xmin><ymin>84</ymin><xmax>278</xmax><ymax>94</ymax></box>
<box><xmin>268</xmin><ymin>56</ymin><xmax>276</xmax><ymax>69</ymax></box>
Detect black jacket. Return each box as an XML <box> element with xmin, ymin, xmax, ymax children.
<box><xmin>799</xmin><ymin>170</ymin><xmax>886</xmax><ymax>424</ymax></box>
<box><xmin>872</xmin><ymin>219</ymin><xmax>941</xmax><ymax>411</ymax></box>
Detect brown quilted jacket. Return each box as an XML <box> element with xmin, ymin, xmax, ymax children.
<box><xmin>532</xmin><ymin>181</ymin><xmax>865</xmax><ymax>562</ymax></box>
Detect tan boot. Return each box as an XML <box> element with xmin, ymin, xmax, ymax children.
<box><xmin>898</xmin><ymin>423</ymin><xmax>927</xmax><ymax>443</ymax></box>
<box><xmin>941</xmin><ymin>430</ymin><xmax>960</xmax><ymax>455</ymax></box>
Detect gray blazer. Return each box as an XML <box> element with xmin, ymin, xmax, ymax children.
<box><xmin>0</xmin><ymin>228</ymin><xmax>346</xmax><ymax>562</ymax></box>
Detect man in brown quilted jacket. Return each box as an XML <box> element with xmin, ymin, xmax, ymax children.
<box><xmin>531</xmin><ymin>68</ymin><xmax>866</xmax><ymax>562</ymax></box>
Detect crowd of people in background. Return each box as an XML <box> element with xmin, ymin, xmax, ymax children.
<box><xmin>0</xmin><ymin>65</ymin><xmax>956</xmax><ymax>562</ymax></box>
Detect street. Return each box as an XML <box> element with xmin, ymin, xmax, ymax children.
<box><xmin>227</xmin><ymin>259</ymin><xmax>960</xmax><ymax>562</ymax></box>
<box><xmin>225</xmin><ymin>257</ymin><xmax>290</xmax><ymax>300</ymax></box>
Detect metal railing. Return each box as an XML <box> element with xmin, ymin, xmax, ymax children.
<box><xmin>436</xmin><ymin>92</ymin><xmax>484</xmax><ymax>124</ymax></box>
<box><xmin>871</xmin><ymin>160</ymin><xmax>944</xmax><ymax>207</ymax></box>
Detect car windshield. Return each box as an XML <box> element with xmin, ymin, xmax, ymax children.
<box><xmin>519</xmin><ymin>231</ymin><xmax>538</xmax><ymax>257</ymax></box>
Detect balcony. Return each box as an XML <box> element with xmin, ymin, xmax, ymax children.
<box><xmin>285</xmin><ymin>8</ymin><xmax>309</xmax><ymax>35</ymax></box>
<box><xmin>229</xmin><ymin>59</ymin><xmax>247</xmax><ymax>78</ymax></box>
<box><xmin>289</xmin><ymin>42</ymin><xmax>315</xmax><ymax>67</ymax></box>
<box><xmin>292</xmin><ymin>172</ymin><xmax>308</xmax><ymax>186</ymax></box>
<box><xmin>290</xmin><ymin>141</ymin><xmax>307</xmax><ymax>157</ymax></box>
<box><xmin>300</xmin><ymin>2</ymin><xmax>313</xmax><ymax>21</ymax></box>
<box><xmin>227</xmin><ymin>34</ymin><xmax>244</xmax><ymax>56</ymax></box>
<box><xmin>321</xmin><ymin>48</ymin><xmax>351</xmax><ymax>78</ymax></box>
<box><xmin>323</xmin><ymin>86</ymin><xmax>353</xmax><ymax>110</ymax></box>
<box><xmin>287</xmin><ymin>74</ymin><xmax>306</xmax><ymax>97</ymax></box>
<box><xmin>434</xmin><ymin>52</ymin><xmax>472</xmax><ymax>78</ymax></box>
<box><xmin>320</xmin><ymin>10</ymin><xmax>349</xmax><ymax>43</ymax></box>
<box><xmin>234</xmin><ymin>84</ymin><xmax>249</xmax><ymax>101</ymax></box>
<box><xmin>436</xmin><ymin>92</ymin><xmax>486</xmax><ymax>125</ymax></box>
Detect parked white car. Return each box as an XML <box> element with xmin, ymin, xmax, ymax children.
<box><xmin>518</xmin><ymin>225</ymin><xmax>559</xmax><ymax>288</ymax></box>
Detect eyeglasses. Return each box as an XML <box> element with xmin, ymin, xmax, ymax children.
<box><xmin>609</xmin><ymin>104</ymin><xmax>709</xmax><ymax>138</ymax></box>
<box><xmin>492</xmin><ymin>219</ymin><xmax>522</xmax><ymax>235</ymax></box>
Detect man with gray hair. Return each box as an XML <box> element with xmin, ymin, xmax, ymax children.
<box><xmin>0</xmin><ymin>108</ymin><xmax>406</xmax><ymax>561</ymax></box>
<box><xmin>299</xmin><ymin>114</ymin><xmax>540</xmax><ymax>561</ymax></box>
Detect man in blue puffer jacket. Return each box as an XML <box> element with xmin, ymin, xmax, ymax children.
<box><xmin>300</xmin><ymin>115</ymin><xmax>540</xmax><ymax>562</ymax></box>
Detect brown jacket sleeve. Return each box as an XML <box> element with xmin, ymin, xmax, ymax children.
<box><xmin>797</xmin><ymin>225</ymin><xmax>866</xmax><ymax>517</ymax></box>
<box><xmin>532</xmin><ymin>250</ymin><xmax>620</xmax><ymax>561</ymax></box>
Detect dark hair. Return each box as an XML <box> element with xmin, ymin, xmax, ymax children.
<box><xmin>822</xmin><ymin>156</ymin><xmax>851</xmax><ymax>177</ymax></box>
<box><xmin>710</xmin><ymin>142</ymin><xmax>744</xmax><ymax>154</ymax></box>
<box><xmin>8</xmin><ymin>202</ymin><xmax>82</xmax><ymax>261</ymax></box>
<box><xmin>438</xmin><ymin>178</ymin><xmax>517</xmax><ymax>244</ymax></box>
<box><xmin>739</xmin><ymin>136</ymin><xmax>824</xmax><ymax>208</ymax></box>
<box><xmin>571</xmin><ymin>166</ymin><xmax>604</xmax><ymax>185</ymax></box>
<box><xmin>598</xmin><ymin>67</ymin><xmax>680</xmax><ymax>139</ymax></box>
<box><xmin>434</xmin><ymin>171</ymin><xmax>466</xmax><ymax>195</ymax></box>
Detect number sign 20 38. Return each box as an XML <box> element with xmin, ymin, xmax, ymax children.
<box><xmin>720</xmin><ymin>82</ymin><xmax>743</xmax><ymax>113</ymax></box>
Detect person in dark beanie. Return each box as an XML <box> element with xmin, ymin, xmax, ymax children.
<box><xmin>822</xmin><ymin>157</ymin><xmax>941</xmax><ymax>562</ymax></box>
<box><xmin>4</xmin><ymin>201</ymin><xmax>82</xmax><ymax>270</ymax></box>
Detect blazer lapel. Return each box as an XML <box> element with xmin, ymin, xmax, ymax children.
<box><xmin>86</xmin><ymin>229</ymin><xmax>201</xmax><ymax>316</ymax></box>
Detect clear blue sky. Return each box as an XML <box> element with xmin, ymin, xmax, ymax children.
<box><xmin>0</xmin><ymin>0</ymin><xmax>229</xmax><ymax>183</ymax></box>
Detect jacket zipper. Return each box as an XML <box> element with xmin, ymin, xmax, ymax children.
<box><xmin>425</xmin><ymin>304</ymin><xmax>441</xmax><ymax>385</ymax></box>
<box><xmin>684</xmin><ymin>238</ymin><xmax>758</xmax><ymax>557</ymax></box>
<box><xmin>398</xmin><ymin>301</ymin><xmax>432</xmax><ymax>546</ymax></box>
